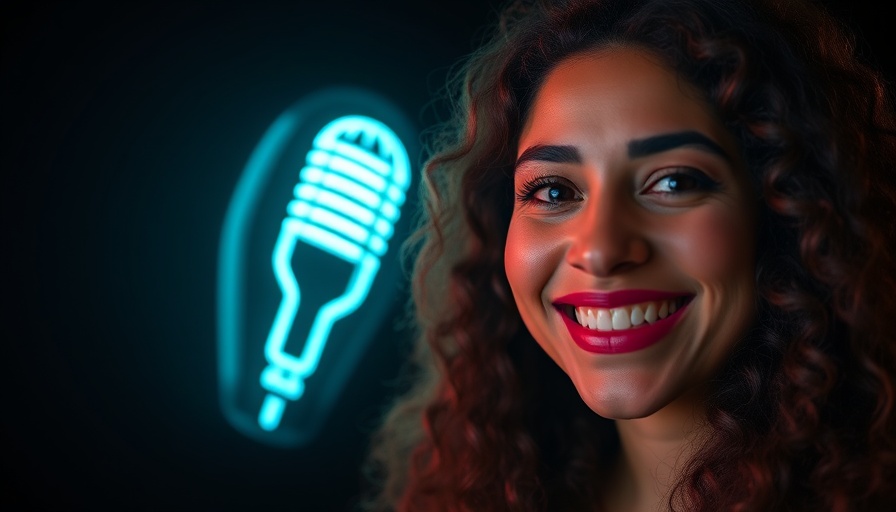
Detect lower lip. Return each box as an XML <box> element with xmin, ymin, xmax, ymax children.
<box><xmin>558</xmin><ymin>301</ymin><xmax>690</xmax><ymax>354</ymax></box>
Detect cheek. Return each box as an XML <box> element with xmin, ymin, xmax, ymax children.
<box><xmin>670</xmin><ymin>208</ymin><xmax>754</xmax><ymax>282</ymax></box>
<box><xmin>504</xmin><ymin>218</ymin><xmax>559</xmax><ymax>303</ymax></box>
<box><xmin>505</xmin><ymin>218</ymin><xmax>569</xmax><ymax>366</ymax></box>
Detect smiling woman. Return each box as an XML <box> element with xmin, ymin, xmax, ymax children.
<box><xmin>506</xmin><ymin>47</ymin><xmax>758</xmax><ymax>427</ymax></box>
<box><xmin>362</xmin><ymin>0</ymin><xmax>896</xmax><ymax>511</ymax></box>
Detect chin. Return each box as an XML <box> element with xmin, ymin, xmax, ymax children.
<box><xmin>570</xmin><ymin>372</ymin><xmax>693</xmax><ymax>421</ymax></box>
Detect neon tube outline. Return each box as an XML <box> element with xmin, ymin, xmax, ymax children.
<box><xmin>256</xmin><ymin>115</ymin><xmax>410</xmax><ymax>431</ymax></box>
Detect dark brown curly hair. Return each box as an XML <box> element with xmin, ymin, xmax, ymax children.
<box><xmin>362</xmin><ymin>0</ymin><xmax>896</xmax><ymax>510</ymax></box>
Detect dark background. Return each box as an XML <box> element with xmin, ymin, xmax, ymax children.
<box><xmin>3</xmin><ymin>1</ymin><xmax>891</xmax><ymax>511</ymax></box>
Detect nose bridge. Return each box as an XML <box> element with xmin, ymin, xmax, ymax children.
<box><xmin>566</xmin><ymin>183</ymin><xmax>649</xmax><ymax>276</ymax></box>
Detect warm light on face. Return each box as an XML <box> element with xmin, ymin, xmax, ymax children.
<box><xmin>504</xmin><ymin>48</ymin><xmax>757</xmax><ymax>420</ymax></box>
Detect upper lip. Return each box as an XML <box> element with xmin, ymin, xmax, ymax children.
<box><xmin>552</xmin><ymin>290</ymin><xmax>694</xmax><ymax>309</ymax></box>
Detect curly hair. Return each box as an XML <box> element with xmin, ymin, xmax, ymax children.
<box><xmin>362</xmin><ymin>0</ymin><xmax>896</xmax><ymax>510</ymax></box>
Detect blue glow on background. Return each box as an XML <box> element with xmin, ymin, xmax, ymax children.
<box><xmin>218</xmin><ymin>114</ymin><xmax>297</xmax><ymax>402</ymax></box>
<box><xmin>217</xmin><ymin>89</ymin><xmax>413</xmax><ymax>447</ymax></box>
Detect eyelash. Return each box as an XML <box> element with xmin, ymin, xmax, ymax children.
<box><xmin>515</xmin><ymin>168</ymin><xmax>720</xmax><ymax>207</ymax></box>
<box><xmin>644</xmin><ymin>167</ymin><xmax>721</xmax><ymax>195</ymax></box>
<box><xmin>516</xmin><ymin>176</ymin><xmax>580</xmax><ymax>208</ymax></box>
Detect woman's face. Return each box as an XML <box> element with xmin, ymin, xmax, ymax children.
<box><xmin>505</xmin><ymin>47</ymin><xmax>757</xmax><ymax>419</ymax></box>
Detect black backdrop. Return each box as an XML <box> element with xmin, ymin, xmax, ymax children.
<box><xmin>3</xmin><ymin>1</ymin><xmax>891</xmax><ymax>511</ymax></box>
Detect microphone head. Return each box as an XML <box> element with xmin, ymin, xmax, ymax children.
<box><xmin>287</xmin><ymin>115</ymin><xmax>410</xmax><ymax>264</ymax></box>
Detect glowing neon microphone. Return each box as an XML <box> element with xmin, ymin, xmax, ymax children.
<box><xmin>218</xmin><ymin>87</ymin><xmax>415</xmax><ymax>447</ymax></box>
<box><xmin>257</xmin><ymin>115</ymin><xmax>410</xmax><ymax>433</ymax></box>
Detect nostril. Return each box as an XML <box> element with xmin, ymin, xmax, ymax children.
<box><xmin>564</xmin><ymin>238</ymin><xmax>651</xmax><ymax>278</ymax></box>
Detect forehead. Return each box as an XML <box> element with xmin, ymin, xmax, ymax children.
<box><xmin>519</xmin><ymin>46</ymin><xmax>731</xmax><ymax>156</ymax></box>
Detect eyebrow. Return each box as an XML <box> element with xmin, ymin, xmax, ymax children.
<box><xmin>515</xmin><ymin>131</ymin><xmax>731</xmax><ymax>170</ymax></box>
<box><xmin>515</xmin><ymin>144</ymin><xmax>582</xmax><ymax>169</ymax></box>
<box><xmin>628</xmin><ymin>131</ymin><xmax>731</xmax><ymax>161</ymax></box>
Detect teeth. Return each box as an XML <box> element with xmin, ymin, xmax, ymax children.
<box><xmin>630</xmin><ymin>304</ymin><xmax>645</xmax><ymax>326</ymax></box>
<box><xmin>571</xmin><ymin>297</ymin><xmax>687</xmax><ymax>331</ymax></box>
<box><xmin>644</xmin><ymin>303</ymin><xmax>657</xmax><ymax>323</ymax></box>
<box><xmin>612</xmin><ymin>308</ymin><xmax>631</xmax><ymax>330</ymax></box>
<box><xmin>597</xmin><ymin>309</ymin><xmax>612</xmax><ymax>330</ymax></box>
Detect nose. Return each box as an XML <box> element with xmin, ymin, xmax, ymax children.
<box><xmin>565</xmin><ymin>194</ymin><xmax>650</xmax><ymax>277</ymax></box>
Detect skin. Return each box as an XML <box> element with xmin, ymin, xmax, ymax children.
<box><xmin>504</xmin><ymin>46</ymin><xmax>758</xmax><ymax>510</ymax></box>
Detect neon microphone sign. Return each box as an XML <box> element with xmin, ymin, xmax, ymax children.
<box><xmin>218</xmin><ymin>87</ymin><xmax>413</xmax><ymax>447</ymax></box>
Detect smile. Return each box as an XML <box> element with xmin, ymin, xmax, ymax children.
<box><xmin>553</xmin><ymin>291</ymin><xmax>694</xmax><ymax>354</ymax></box>
<box><xmin>566</xmin><ymin>297</ymin><xmax>689</xmax><ymax>331</ymax></box>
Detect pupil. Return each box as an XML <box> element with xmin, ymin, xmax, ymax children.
<box><xmin>549</xmin><ymin>187</ymin><xmax>560</xmax><ymax>199</ymax></box>
<box><xmin>667</xmin><ymin>177</ymin><xmax>678</xmax><ymax>190</ymax></box>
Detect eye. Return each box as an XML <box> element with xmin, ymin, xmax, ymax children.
<box><xmin>516</xmin><ymin>176</ymin><xmax>581</xmax><ymax>208</ymax></box>
<box><xmin>643</xmin><ymin>168</ymin><xmax>720</xmax><ymax>195</ymax></box>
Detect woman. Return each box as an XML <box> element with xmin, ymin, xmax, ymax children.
<box><xmin>364</xmin><ymin>0</ymin><xmax>896</xmax><ymax>510</ymax></box>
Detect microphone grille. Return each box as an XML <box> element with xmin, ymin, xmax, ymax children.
<box><xmin>287</xmin><ymin>116</ymin><xmax>410</xmax><ymax>263</ymax></box>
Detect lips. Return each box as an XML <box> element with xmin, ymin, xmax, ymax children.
<box><xmin>552</xmin><ymin>290</ymin><xmax>694</xmax><ymax>354</ymax></box>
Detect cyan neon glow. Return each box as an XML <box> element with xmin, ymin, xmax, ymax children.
<box><xmin>218</xmin><ymin>113</ymin><xmax>297</xmax><ymax>408</ymax></box>
<box><xmin>259</xmin><ymin>115</ymin><xmax>410</xmax><ymax>431</ymax></box>
<box><xmin>218</xmin><ymin>88</ymin><xmax>414</xmax><ymax>447</ymax></box>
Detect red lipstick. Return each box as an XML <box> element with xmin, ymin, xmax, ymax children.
<box><xmin>552</xmin><ymin>290</ymin><xmax>693</xmax><ymax>354</ymax></box>
<box><xmin>553</xmin><ymin>290</ymin><xmax>688</xmax><ymax>309</ymax></box>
